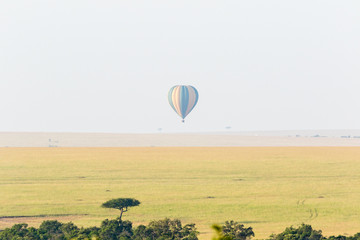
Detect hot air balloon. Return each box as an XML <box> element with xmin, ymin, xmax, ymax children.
<box><xmin>168</xmin><ymin>85</ymin><xmax>199</xmax><ymax>122</ymax></box>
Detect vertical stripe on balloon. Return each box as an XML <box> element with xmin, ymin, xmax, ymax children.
<box><xmin>180</xmin><ymin>86</ymin><xmax>189</xmax><ymax>118</ymax></box>
<box><xmin>185</xmin><ymin>86</ymin><xmax>198</xmax><ymax>116</ymax></box>
<box><xmin>168</xmin><ymin>86</ymin><xmax>177</xmax><ymax>112</ymax></box>
<box><xmin>172</xmin><ymin>86</ymin><xmax>181</xmax><ymax>116</ymax></box>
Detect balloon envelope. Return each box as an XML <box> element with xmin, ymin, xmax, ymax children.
<box><xmin>168</xmin><ymin>85</ymin><xmax>199</xmax><ymax>120</ymax></box>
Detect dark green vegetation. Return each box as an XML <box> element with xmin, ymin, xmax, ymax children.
<box><xmin>269</xmin><ymin>224</ymin><xmax>360</xmax><ymax>240</ymax></box>
<box><xmin>101</xmin><ymin>198</ymin><xmax>141</xmax><ymax>220</ymax></box>
<box><xmin>221</xmin><ymin>221</ymin><xmax>254</xmax><ymax>240</ymax></box>
<box><xmin>210</xmin><ymin>221</ymin><xmax>255</xmax><ymax>240</ymax></box>
<box><xmin>0</xmin><ymin>218</ymin><xmax>198</xmax><ymax>240</ymax></box>
<box><xmin>2</xmin><ymin>220</ymin><xmax>360</xmax><ymax>240</ymax></box>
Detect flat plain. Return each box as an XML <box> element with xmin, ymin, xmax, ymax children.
<box><xmin>1</xmin><ymin>147</ymin><xmax>360</xmax><ymax>239</ymax></box>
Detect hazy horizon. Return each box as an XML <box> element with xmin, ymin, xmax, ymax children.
<box><xmin>1</xmin><ymin>1</ymin><xmax>359</xmax><ymax>133</ymax></box>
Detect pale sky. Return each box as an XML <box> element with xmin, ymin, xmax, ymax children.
<box><xmin>1</xmin><ymin>1</ymin><xmax>359</xmax><ymax>133</ymax></box>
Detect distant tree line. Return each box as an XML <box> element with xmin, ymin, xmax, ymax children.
<box><xmin>2</xmin><ymin>198</ymin><xmax>360</xmax><ymax>240</ymax></box>
<box><xmin>2</xmin><ymin>220</ymin><xmax>360</xmax><ymax>240</ymax></box>
<box><xmin>268</xmin><ymin>224</ymin><xmax>360</xmax><ymax>240</ymax></box>
<box><xmin>0</xmin><ymin>218</ymin><xmax>198</xmax><ymax>240</ymax></box>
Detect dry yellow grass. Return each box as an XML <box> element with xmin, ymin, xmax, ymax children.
<box><xmin>1</xmin><ymin>147</ymin><xmax>360</xmax><ymax>239</ymax></box>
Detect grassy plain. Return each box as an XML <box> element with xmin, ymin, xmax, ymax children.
<box><xmin>1</xmin><ymin>147</ymin><xmax>360</xmax><ymax>239</ymax></box>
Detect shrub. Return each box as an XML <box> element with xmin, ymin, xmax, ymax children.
<box><xmin>221</xmin><ymin>221</ymin><xmax>254</xmax><ymax>240</ymax></box>
<box><xmin>269</xmin><ymin>224</ymin><xmax>324</xmax><ymax>240</ymax></box>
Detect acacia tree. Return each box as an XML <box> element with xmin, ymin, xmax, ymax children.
<box><xmin>101</xmin><ymin>198</ymin><xmax>140</xmax><ymax>220</ymax></box>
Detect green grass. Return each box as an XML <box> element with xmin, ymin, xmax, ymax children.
<box><xmin>1</xmin><ymin>147</ymin><xmax>360</xmax><ymax>239</ymax></box>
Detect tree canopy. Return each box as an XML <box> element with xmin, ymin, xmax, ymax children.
<box><xmin>222</xmin><ymin>220</ymin><xmax>254</xmax><ymax>240</ymax></box>
<box><xmin>102</xmin><ymin>198</ymin><xmax>140</xmax><ymax>220</ymax></box>
<box><xmin>0</xmin><ymin>218</ymin><xmax>199</xmax><ymax>240</ymax></box>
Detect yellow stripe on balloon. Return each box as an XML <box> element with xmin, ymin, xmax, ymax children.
<box><xmin>172</xmin><ymin>86</ymin><xmax>181</xmax><ymax>116</ymax></box>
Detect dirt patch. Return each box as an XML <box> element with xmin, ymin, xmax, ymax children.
<box><xmin>233</xmin><ymin>178</ymin><xmax>244</xmax><ymax>181</ymax></box>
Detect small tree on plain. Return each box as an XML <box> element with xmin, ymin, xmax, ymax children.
<box><xmin>101</xmin><ymin>198</ymin><xmax>140</xmax><ymax>220</ymax></box>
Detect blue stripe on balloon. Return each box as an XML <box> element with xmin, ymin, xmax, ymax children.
<box><xmin>180</xmin><ymin>86</ymin><xmax>189</xmax><ymax>118</ymax></box>
<box><xmin>192</xmin><ymin>86</ymin><xmax>199</xmax><ymax>107</ymax></box>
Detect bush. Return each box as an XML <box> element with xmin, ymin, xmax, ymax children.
<box><xmin>269</xmin><ymin>224</ymin><xmax>324</xmax><ymax>240</ymax></box>
<box><xmin>133</xmin><ymin>218</ymin><xmax>198</xmax><ymax>240</ymax></box>
<box><xmin>0</xmin><ymin>223</ymin><xmax>40</xmax><ymax>240</ymax></box>
<box><xmin>99</xmin><ymin>218</ymin><xmax>133</xmax><ymax>240</ymax></box>
<box><xmin>221</xmin><ymin>221</ymin><xmax>254</xmax><ymax>240</ymax></box>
